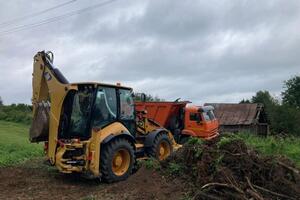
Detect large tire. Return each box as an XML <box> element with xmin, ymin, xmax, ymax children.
<box><xmin>147</xmin><ymin>133</ymin><xmax>173</xmax><ymax>161</ymax></box>
<box><xmin>100</xmin><ymin>138</ymin><xmax>135</xmax><ymax>183</ymax></box>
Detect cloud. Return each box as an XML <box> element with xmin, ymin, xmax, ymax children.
<box><xmin>0</xmin><ymin>0</ymin><xmax>299</xmax><ymax>105</ymax></box>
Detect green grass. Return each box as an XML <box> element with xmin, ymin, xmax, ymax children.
<box><xmin>141</xmin><ymin>158</ymin><xmax>161</xmax><ymax>170</ymax></box>
<box><xmin>0</xmin><ymin>119</ymin><xmax>299</xmax><ymax>170</ymax></box>
<box><xmin>238</xmin><ymin>133</ymin><xmax>300</xmax><ymax>167</ymax></box>
<box><xmin>81</xmin><ymin>195</ymin><xmax>97</xmax><ymax>200</ymax></box>
<box><xmin>0</xmin><ymin>120</ymin><xmax>43</xmax><ymax>166</ymax></box>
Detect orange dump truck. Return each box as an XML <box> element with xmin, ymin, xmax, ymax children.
<box><xmin>135</xmin><ymin>101</ymin><xmax>219</xmax><ymax>143</ymax></box>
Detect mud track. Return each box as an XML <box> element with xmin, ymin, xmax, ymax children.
<box><xmin>0</xmin><ymin>159</ymin><xmax>184</xmax><ymax>200</ymax></box>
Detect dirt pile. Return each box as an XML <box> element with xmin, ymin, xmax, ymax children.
<box><xmin>161</xmin><ymin>135</ymin><xmax>300</xmax><ymax>200</ymax></box>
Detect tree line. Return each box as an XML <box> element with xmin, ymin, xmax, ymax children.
<box><xmin>0</xmin><ymin>76</ymin><xmax>299</xmax><ymax>135</ymax></box>
<box><xmin>0</xmin><ymin>92</ymin><xmax>163</xmax><ymax>125</ymax></box>
<box><xmin>240</xmin><ymin>76</ymin><xmax>300</xmax><ymax>135</ymax></box>
<box><xmin>0</xmin><ymin>100</ymin><xmax>32</xmax><ymax>125</ymax></box>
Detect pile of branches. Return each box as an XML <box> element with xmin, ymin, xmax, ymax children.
<box><xmin>161</xmin><ymin>135</ymin><xmax>300</xmax><ymax>200</ymax></box>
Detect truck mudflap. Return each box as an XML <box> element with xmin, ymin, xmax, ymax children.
<box><xmin>29</xmin><ymin>102</ymin><xmax>50</xmax><ymax>142</ymax></box>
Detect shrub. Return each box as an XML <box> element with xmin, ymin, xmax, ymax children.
<box><xmin>0</xmin><ymin>104</ymin><xmax>32</xmax><ymax>125</ymax></box>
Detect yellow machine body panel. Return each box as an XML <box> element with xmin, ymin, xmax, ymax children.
<box><xmin>88</xmin><ymin>122</ymin><xmax>131</xmax><ymax>176</ymax></box>
<box><xmin>31</xmin><ymin>52</ymin><xmax>78</xmax><ymax>163</ymax></box>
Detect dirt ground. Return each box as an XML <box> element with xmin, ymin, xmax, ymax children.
<box><xmin>0</xmin><ymin>159</ymin><xmax>185</xmax><ymax>200</ymax></box>
<box><xmin>2</xmin><ymin>136</ymin><xmax>299</xmax><ymax>200</ymax></box>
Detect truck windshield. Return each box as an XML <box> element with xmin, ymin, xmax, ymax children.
<box><xmin>202</xmin><ymin>112</ymin><xmax>211</xmax><ymax>121</ymax></box>
<box><xmin>207</xmin><ymin>110</ymin><xmax>216</xmax><ymax>120</ymax></box>
<box><xmin>202</xmin><ymin>110</ymin><xmax>216</xmax><ymax>121</ymax></box>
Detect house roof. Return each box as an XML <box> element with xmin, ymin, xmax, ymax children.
<box><xmin>204</xmin><ymin>103</ymin><xmax>264</xmax><ymax>125</ymax></box>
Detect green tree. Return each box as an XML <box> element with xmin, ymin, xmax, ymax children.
<box><xmin>271</xmin><ymin>105</ymin><xmax>300</xmax><ymax>135</ymax></box>
<box><xmin>0</xmin><ymin>96</ymin><xmax>3</xmax><ymax>106</ymax></box>
<box><xmin>251</xmin><ymin>90</ymin><xmax>278</xmax><ymax>106</ymax></box>
<box><xmin>250</xmin><ymin>91</ymin><xmax>279</xmax><ymax>132</ymax></box>
<box><xmin>239</xmin><ymin>99</ymin><xmax>250</xmax><ymax>104</ymax></box>
<box><xmin>134</xmin><ymin>93</ymin><xmax>164</xmax><ymax>102</ymax></box>
<box><xmin>282</xmin><ymin>76</ymin><xmax>300</xmax><ymax>108</ymax></box>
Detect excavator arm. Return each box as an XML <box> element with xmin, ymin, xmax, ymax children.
<box><xmin>30</xmin><ymin>51</ymin><xmax>77</xmax><ymax>164</ymax></box>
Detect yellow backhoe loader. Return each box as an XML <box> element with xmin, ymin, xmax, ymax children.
<box><xmin>30</xmin><ymin>51</ymin><xmax>179</xmax><ymax>182</ymax></box>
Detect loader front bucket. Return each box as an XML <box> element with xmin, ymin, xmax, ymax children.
<box><xmin>29</xmin><ymin>102</ymin><xmax>50</xmax><ymax>142</ymax></box>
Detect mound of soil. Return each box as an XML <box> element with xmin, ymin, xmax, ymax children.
<box><xmin>161</xmin><ymin>136</ymin><xmax>300</xmax><ymax>200</ymax></box>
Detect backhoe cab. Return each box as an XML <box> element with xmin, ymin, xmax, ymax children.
<box><xmin>30</xmin><ymin>51</ymin><xmax>178</xmax><ymax>182</ymax></box>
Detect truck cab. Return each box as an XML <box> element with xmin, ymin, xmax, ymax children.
<box><xmin>182</xmin><ymin>105</ymin><xmax>219</xmax><ymax>140</ymax></box>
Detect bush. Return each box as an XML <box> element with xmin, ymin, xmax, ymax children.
<box><xmin>249</xmin><ymin>89</ymin><xmax>300</xmax><ymax>136</ymax></box>
<box><xmin>0</xmin><ymin>104</ymin><xmax>32</xmax><ymax>125</ymax></box>
<box><xmin>270</xmin><ymin>104</ymin><xmax>300</xmax><ymax>135</ymax></box>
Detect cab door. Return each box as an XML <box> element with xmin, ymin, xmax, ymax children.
<box><xmin>185</xmin><ymin>111</ymin><xmax>205</xmax><ymax>137</ymax></box>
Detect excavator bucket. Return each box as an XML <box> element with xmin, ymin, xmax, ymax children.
<box><xmin>29</xmin><ymin>102</ymin><xmax>50</xmax><ymax>142</ymax></box>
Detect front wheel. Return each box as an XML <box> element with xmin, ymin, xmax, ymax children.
<box><xmin>148</xmin><ymin>133</ymin><xmax>173</xmax><ymax>161</ymax></box>
<box><xmin>100</xmin><ymin>138</ymin><xmax>135</xmax><ymax>183</ymax></box>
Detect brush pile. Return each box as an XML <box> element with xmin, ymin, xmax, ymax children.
<box><xmin>161</xmin><ymin>135</ymin><xmax>300</xmax><ymax>200</ymax></box>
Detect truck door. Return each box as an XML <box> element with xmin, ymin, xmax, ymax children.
<box><xmin>185</xmin><ymin>112</ymin><xmax>205</xmax><ymax>136</ymax></box>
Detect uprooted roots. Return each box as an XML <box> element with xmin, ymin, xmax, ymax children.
<box><xmin>161</xmin><ymin>135</ymin><xmax>300</xmax><ymax>200</ymax></box>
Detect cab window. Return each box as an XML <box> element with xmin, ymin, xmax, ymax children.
<box><xmin>207</xmin><ymin>110</ymin><xmax>216</xmax><ymax>120</ymax></box>
<box><xmin>119</xmin><ymin>89</ymin><xmax>134</xmax><ymax>120</ymax></box>
<box><xmin>91</xmin><ymin>87</ymin><xmax>117</xmax><ymax>128</ymax></box>
<box><xmin>190</xmin><ymin>113</ymin><xmax>202</xmax><ymax>122</ymax></box>
<box><xmin>202</xmin><ymin>112</ymin><xmax>211</xmax><ymax>121</ymax></box>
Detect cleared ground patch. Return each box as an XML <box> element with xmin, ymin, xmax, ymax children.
<box><xmin>0</xmin><ymin>158</ymin><xmax>184</xmax><ymax>200</ymax></box>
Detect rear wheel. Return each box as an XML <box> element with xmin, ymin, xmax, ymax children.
<box><xmin>148</xmin><ymin>133</ymin><xmax>173</xmax><ymax>161</ymax></box>
<box><xmin>100</xmin><ymin>138</ymin><xmax>135</xmax><ymax>183</ymax></box>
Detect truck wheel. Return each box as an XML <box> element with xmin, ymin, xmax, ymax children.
<box><xmin>100</xmin><ymin>138</ymin><xmax>135</xmax><ymax>183</ymax></box>
<box><xmin>148</xmin><ymin>133</ymin><xmax>173</xmax><ymax>161</ymax></box>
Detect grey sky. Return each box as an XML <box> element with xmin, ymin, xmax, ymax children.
<box><xmin>0</xmin><ymin>0</ymin><xmax>299</xmax><ymax>105</ymax></box>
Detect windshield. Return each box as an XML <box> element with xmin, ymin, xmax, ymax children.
<box><xmin>91</xmin><ymin>87</ymin><xmax>117</xmax><ymax>128</ymax></box>
<box><xmin>202</xmin><ymin>110</ymin><xmax>216</xmax><ymax>121</ymax></box>
<box><xmin>207</xmin><ymin>110</ymin><xmax>216</xmax><ymax>120</ymax></box>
